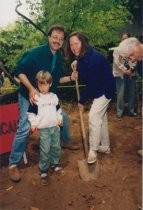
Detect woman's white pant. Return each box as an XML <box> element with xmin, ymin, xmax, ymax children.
<box><xmin>89</xmin><ymin>95</ymin><xmax>111</xmax><ymax>151</ymax></box>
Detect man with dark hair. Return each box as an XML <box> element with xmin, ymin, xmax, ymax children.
<box><xmin>8</xmin><ymin>24</ymin><xmax>78</xmax><ymax>182</ymax></box>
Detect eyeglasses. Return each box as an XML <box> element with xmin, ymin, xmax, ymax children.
<box><xmin>50</xmin><ymin>35</ymin><xmax>64</xmax><ymax>43</ymax></box>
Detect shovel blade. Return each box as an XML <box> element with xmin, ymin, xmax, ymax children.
<box><xmin>78</xmin><ymin>159</ymin><xmax>100</xmax><ymax>181</ymax></box>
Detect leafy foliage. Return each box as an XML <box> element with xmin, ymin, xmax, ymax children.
<box><xmin>0</xmin><ymin>20</ymin><xmax>46</xmax><ymax>74</ymax></box>
<box><xmin>40</xmin><ymin>0</ymin><xmax>131</xmax><ymax>55</ymax></box>
<box><xmin>0</xmin><ymin>0</ymin><xmax>139</xmax><ymax>76</ymax></box>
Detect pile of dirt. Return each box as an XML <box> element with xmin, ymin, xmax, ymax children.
<box><xmin>0</xmin><ymin>102</ymin><xmax>142</xmax><ymax>210</ymax></box>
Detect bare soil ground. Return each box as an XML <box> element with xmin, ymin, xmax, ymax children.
<box><xmin>0</xmin><ymin>102</ymin><xmax>142</xmax><ymax>210</ymax></box>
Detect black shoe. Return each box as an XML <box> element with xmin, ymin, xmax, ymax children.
<box><xmin>127</xmin><ymin>112</ymin><xmax>137</xmax><ymax>117</ymax></box>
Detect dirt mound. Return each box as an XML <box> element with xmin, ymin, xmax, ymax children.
<box><xmin>0</xmin><ymin>103</ymin><xmax>142</xmax><ymax>210</ymax></box>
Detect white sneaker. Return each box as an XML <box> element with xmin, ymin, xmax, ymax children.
<box><xmin>87</xmin><ymin>150</ymin><xmax>97</xmax><ymax>164</ymax></box>
<box><xmin>137</xmin><ymin>150</ymin><xmax>143</xmax><ymax>157</ymax></box>
<box><xmin>98</xmin><ymin>146</ymin><xmax>110</xmax><ymax>154</ymax></box>
<box><xmin>54</xmin><ymin>166</ymin><xmax>62</xmax><ymax>172</ymax></box>
<box><xmin>50</xmin><ymin>165</ymin><xmax>62</xmax><ymax>172</ymax></box>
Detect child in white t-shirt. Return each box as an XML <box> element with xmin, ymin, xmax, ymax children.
<box><xmin>27</xmin><ymin>70</ymin><xmax>63</xmax><ymax>185</ymax></box>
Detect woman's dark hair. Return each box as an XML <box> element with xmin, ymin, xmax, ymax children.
<box><xmin>65</xmin><ymin>31</ymin><xmax>89</xmax><ymax>60</ymax></box>
<box><xmin>47</xmin><ymin>24</ymin><xmax>66</xmax><ymax>39</ymax></box>
<box><xmin>122</xmin><ymin>32</ymin><xmax>131</xmax><ymax>37</ymax></box>
<box><xmin>121</xmin><ymin>32</ymin><xmax>131</xmax><ymax>41</ymax></box>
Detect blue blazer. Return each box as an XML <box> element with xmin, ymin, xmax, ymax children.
<box><xmin>77</xmin><ymin>46</ymin><xmax>115</xmax><ymax>104</ymax></box>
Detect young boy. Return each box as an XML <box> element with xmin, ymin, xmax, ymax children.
<box><xmin>27</xmin><ymin>70</ymin><xmax>63</xmax><ymax>185</ymax></box>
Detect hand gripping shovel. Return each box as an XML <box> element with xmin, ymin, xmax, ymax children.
<box><xmin>75</xmin><ymin>80</ymin><xmax>100</xmax><ymax>181</ymax></box>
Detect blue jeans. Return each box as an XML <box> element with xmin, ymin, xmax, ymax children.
<box><xmin>9</xmin><ymin>93</ymin><xmax>70</xmax><ymax>166</ymax></box>
<box><xmin>116</xmin><ymin>76</ymin><xmax>136</xmax><ymax>116</ymax></box>
<box><xmin>39</xmin><ymin>126</ymin><xmax>61</xmax><ymax>173</ymax></box>
<box><xmin>116</xmin><ymin>77</ymin><xmax>124</xmax><ymax>116</ymax></box>
<box><xmin>9</xmin><ymin>93</ymin><xmax>30</xmax><ymax>165</ymax></box>
<box><xmin>60</xmin><ymin>110</ymin><xmax>70</xmax><ymax>144</ymax></box>
<box><xmin>124</xmin><ymin>75</ymin><xmax>136</xmax><ymax>114</ymax></box>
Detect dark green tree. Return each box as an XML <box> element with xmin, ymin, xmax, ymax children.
<box><xmin>0</xmin><ymin>0</ymin><xmax>140</xmax><ymax>75</ymax></box>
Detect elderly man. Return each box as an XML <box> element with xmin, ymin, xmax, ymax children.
<box><xmin>118</xmin><ymin>37</ymin><xmax>143</xmax><ymax>62</ymax></box>
<box><xmin>113</xmin><ymin>36</ymin><xmax>137</xmax><ymax>118</ymax></box>
<box><xmin>118</xmin><ymin>37</ymin><xmax>143</xmax><ymax>157</ymax></box>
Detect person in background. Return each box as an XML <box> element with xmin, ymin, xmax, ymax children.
<box><xmin>136</xmin><ymin>60</ymin><xmax>142</xmax><ymax>157</ymax></box>
<box><xmin>65</xmin><ymin>31</ymin><xmax>115</xmax><ymax>164</ymax></box>
<box><xmin>27</xmin><ymin>71</ymin><xmax>63</xmax><ymax>185</ymax></box>
<box><xmin>118</xmin><ymin>37</ymin><xmax>143</xmax><ymax>157</ymax></box>
<box><xmin>118</xmin><ymin>37</ymin><xmax>143</xmax><ymax>62</ymax></box>
<box><xmin>135</xmin><ymin>54</ymin><xmax>143</xmax><ymax>158</ymax></box>
<box><xmin>113</xmin><ymin>33</ymin><xmax>137</xmax><ymax>119</ymax></box>
<box><xmin>121</xmin><ymin>32</ymin><xmax>131</xmax><ymax>41</ymax></box>
<box><xmin>8</xmin><ymin>24</ymin><xmax>78</xmax><ymax>183</ymax></box>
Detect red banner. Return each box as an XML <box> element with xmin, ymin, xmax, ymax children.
<box><xmin>0</xmin><ymin>103</ymin><xmax>19</xmax><ymax>154</ymax></box>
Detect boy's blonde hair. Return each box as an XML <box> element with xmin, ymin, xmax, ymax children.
<box><xmin>36</xmin><ymin>70</ymin><xmax>52</xmax><ymax>84</ymax></box>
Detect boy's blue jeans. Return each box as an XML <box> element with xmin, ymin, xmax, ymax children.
<box><xmin>39</xmin><ymin>126</ymin><xmax>61</xmax><ymax>173</ymax></box>
<box><xmin>9</xmin><ymin>93</ymin><xmax>70</xmax><ymax>166</ymax></box>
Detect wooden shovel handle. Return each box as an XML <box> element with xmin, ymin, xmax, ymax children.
<box><xmin>75</xmin><ymin>80</ymin><xmax>88</xmax><ymax>158</ymax></box>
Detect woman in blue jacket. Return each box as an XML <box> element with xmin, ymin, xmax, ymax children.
<box><xmin>65</xmin><ymin>31</ymin><xmax>115</xmax><ymax>164</ymax></box>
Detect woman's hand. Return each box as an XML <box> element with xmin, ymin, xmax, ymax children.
<box><xmin>70</xmin><ymin>71</ymin><xmax>78</xmax><ymax>81</ymax></box>
<box><xmin>71</xmin><ymin>60</ymin><xmax>78</xmax><ymax>71</ymax></box>
<box><xmin>78</xmin><ymin>103</ymin><xmax>84</xmax><ymax>112</ymax></box>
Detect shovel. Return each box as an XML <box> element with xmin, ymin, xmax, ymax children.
<box><xmin>75</xmin><ymin>80</ymin><xmax>100</xmax><ymax>181</ymax></box>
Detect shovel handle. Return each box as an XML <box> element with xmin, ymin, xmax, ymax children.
<box><xmin>75</xmin><ymin>80</ymin><xmax>88</xmax><ymax>158</ymax></box>
<box><xmin>75</xmin><ymin>80</ymin><xmax>80</xmax><ymax>101</ymax></box>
